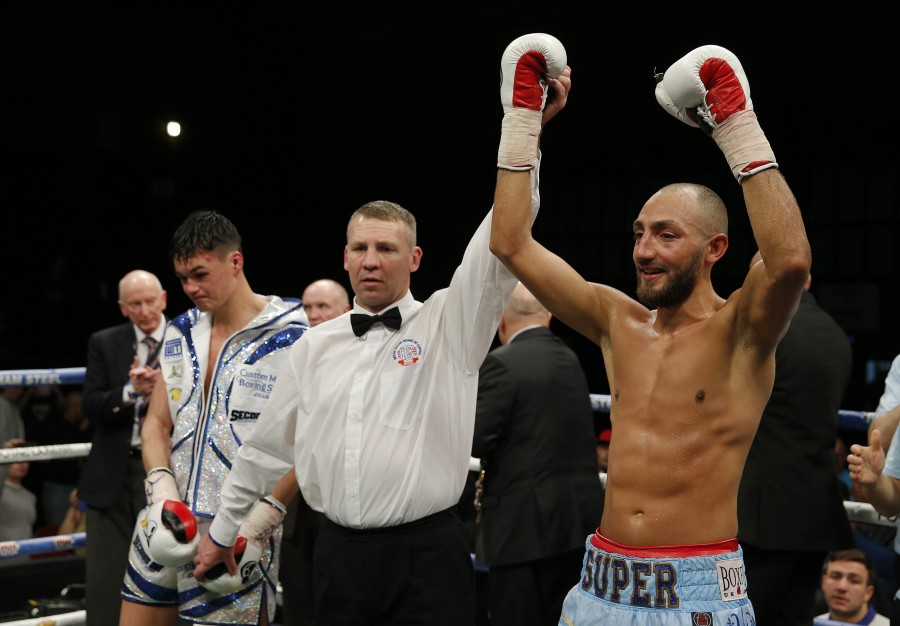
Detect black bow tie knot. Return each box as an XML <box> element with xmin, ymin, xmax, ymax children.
<box><xmin>350</xmin><ymin>306</ymin><xmax>402</xmax><ymax>337</ymax></box>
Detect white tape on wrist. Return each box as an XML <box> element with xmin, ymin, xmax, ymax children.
<box><xmin>497</xmin><ymin>108</ymin><xmax>542</xmax><ymax>171</ymax></box>
<box><xmin>240</xmin><ymin>496</ymin><xmax>287</xmax><ymax>542</ymax></box>
<box><xmin>145</xmin><ymin>466</ymin><xmax>180</xmax><ymax>504</ymax></box>
<box><xmin>711</xmin><ymin>110</ymin><xmax>778</xmax><ymax>182</ymax></box>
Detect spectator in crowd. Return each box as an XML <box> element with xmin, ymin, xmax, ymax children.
<box><xmin>77</xmin><ymin>268</ymin><xmax>167</xmax><ymax>626</ymax></box>
<box><xmin>596</xmin><ymin>428</ymin><xmax>611</xmax><ymax>474</ymax></box>
<box><xmin>875</xmin><ymin>355</ymin><xmax>900</xmax><ymax>418</ymax></box>
<box><xmin>32</xmin><ymin>486</ymin><xmax>89</xmax><ymax>560</ymax></box>
<box><xmin>836</xmin><ymin>436</ymin><xmax>854</xmax><ymax>500</ymax></box>
<box><xmin>848</xmin><ymin>353</ymin><xmax>900</xmax><ymax>616</ymax></box>
<box><xmin>57</xmin><ymin>487</ymin><xmax>87</xmax><ymax>557</ymax></box>
<box><xmin>36</xmin><ymin>388</ymin><xmax>92</xmax><ymax>528</ymax></box>
<box><xmin>191</xmin><ymin>39</ymin><xmax>571</xmax><ymax>624</ymax></box>
<box><xmin>471</xmin><ymin>281</ymin><xmax>602</xmax><ymax>625</ymax></box>
<box><xmin>816</xmin><ymin>549</ymin><xmax>889</xmax><ymax>625</ymax></box>
<box><xmin>0</xmin><ymin>386</ymin><xmax>26</xmax><ymax>495</ymax></box>
<box><xmin>120</xmin><ymin>211</ymin><xmax>306</xmax><ymax>626</ymax></box>
<box><xmin>0</xmin><ymin>386</ymin><xmax>26</xmax><ymax>445</ymax></box>
<box><xmin>0</xmin><ymin>454</ymin><xmax>37</xmax><ymax>565</ymax></box>
<box><xmin>299</xmin><ymin>278</ymin><xmax>352</xmax><ymax>328</ymax></box>
<box><xmin>738</xmin><ymin>256</ymin><xmax>855</xmax><ymax>625</ymax></box>
<box><xmin>20</xmin><ymin>384</ymin><xmax>65</xmax><ymax>441</ymax></box>
<box><xmin>17</xmin><ymin>384</ymin><xmax>69</xmax><ymax>522</ymax></box>
<box><xmin>280</xmin><ymin>277</ymin><xmax>351</xmax><ymax>626</ymax></box>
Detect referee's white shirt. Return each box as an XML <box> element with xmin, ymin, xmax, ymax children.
<box><xmin>209</xmin><ymin>164</ymin><xmax>540</xmax><ymax>542</ymax></box>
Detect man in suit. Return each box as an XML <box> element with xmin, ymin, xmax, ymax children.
<box><xmin>471</xmin><ymin>282</ymin><xmax>602</xmax><ymax>626</ymax></box>
<box><xmin>738</xmin><ymin>252</ymin><xmax>855</xmax><ymax>625</ymax></box>
<box><xmin>78</xmin><ymin>269</ymin><xmax>167</xmax><ymax>626</ymax></box>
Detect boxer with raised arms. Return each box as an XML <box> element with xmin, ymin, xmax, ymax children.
<box><xmin>490</xmin><ymin>44</ymin><xmax>810</xmax><ymax>624</ymax></box>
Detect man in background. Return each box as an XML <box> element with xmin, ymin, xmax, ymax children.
<box><xmin>471</xmin><ymin>282</ymin><xmax>602</xmax><ymax>625</ymax></box>
<box><xmin>816</xmin><ymin>549</ymin><xmax>889</xmax><ymax>625</ymax></box>
<box><xmin>78</xmin><ymin>269</ymin><xmax>166</xmax><ymax>626</ymax></box>
<box><xmin>595</xmin><ymin>428</ymin><xmax>610</xmax><ymax>474</ymax></box>
<box><xmin>738</xmin><ymin>255</ymin><xmax>855</xmax><ymax>625</ymax></box>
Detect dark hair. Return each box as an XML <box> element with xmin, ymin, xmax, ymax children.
<box><xmin>169</xmin><ymin>210</ymin><xmax>243</xmax><ymax>264</ymax></box>
<box><xmin>822</xmin><ymin>548</ymin><xmax>876</xmax><ymax>586</ymax></box>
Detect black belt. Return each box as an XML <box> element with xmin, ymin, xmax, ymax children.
<box><xmin>324</xmin><ymin>505</ymin><xmax>459</xmax><ymax>539</ymax></box>
<box><xmin>129</xmin><ymin>447</ymin><xmax>142</xmax><ymax>457</ymax></box>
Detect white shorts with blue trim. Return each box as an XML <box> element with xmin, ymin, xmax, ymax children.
<box><xmin>121</xmin><ymin>509</ymin><xmax>282</xmax><ymax>625</ymax></box>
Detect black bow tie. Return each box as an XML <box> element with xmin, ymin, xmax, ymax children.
<box><xmin>350</xmin><ymin>306</ymin><xmax>402</xmax><ymax>337</ymax></box>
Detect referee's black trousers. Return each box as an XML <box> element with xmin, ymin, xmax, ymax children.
<box><xmin>312</xmin><ymin>506</ymin><xmax>476</xmax><ymax>626</ymax></box>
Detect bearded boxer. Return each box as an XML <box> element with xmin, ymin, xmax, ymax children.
<box><xmin>191</xmin><ymin>34</ymin><xmax>571</xmax><ymax>625</ymax></box>
<box><xmin>490</xmin><ymin>44</ymin><xmax>810</xmax><ymax>624</ymax></box>
<box><xmin>119</xmin><ymin>210</ymin><xmax>308</xmax><ymax>626</ymax></box>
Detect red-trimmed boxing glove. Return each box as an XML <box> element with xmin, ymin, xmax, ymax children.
<box><xmin>199</xmin><ymin>495</ymin><xmax>287</xmax><ymax>595</ymax></box>
<box><xmin>654</xmin><ymin>44</ymin><xmax>778</xmax><ymax>182</ymax></box>
<box><xmin>201</xmin><ymin>536</ymin><xmax>263</xmax><ymax>595</ymax></box>
<box><xmin>497</xmin><ymin>33</ymin><xmax>567</xmax><ymax>171</ymax></box>
<box><xmin>140</xmin><ymin>466</ymin><xmax>199</xmax><ymax>566</ymax></box>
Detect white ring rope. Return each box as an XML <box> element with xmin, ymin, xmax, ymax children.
<box><xmin>0</xmin><ymin>443</ymin><xmax>92</xmax><ymax>464</ymax></box>
<box><xmin>2</xmin><ymin>611</ymin><xmax>86</xmax><ymax>626</ymax></box>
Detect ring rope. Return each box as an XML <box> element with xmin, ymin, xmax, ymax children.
<box><xmin>0</xmin><ymin>367</ymin><xmax>87</xmax><ymax>386</ymax></box>
<box><xmin>0</xmin><ymin>443</ymin><xmax>93</xmax><ymax>464</ymax></box>
<box><xmin>2</xmin><ymin>611</ymin><xmax>86</xmax><ymax>626</ymax></box>
<box><xmin>0</xmin><ymin>532</ymin><xmax>86</xmax><ymax>560</ymax></box>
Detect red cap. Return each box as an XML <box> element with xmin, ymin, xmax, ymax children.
<box><xmin>597</xmin><ymin>429</ymin><xmax>612</xmax><ymax>444</ymax></box>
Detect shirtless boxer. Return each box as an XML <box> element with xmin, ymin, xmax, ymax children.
<box><xmin>490</xmin><ymin>44</ymin><xmax>811</xmax><ymax>624</ymax></box>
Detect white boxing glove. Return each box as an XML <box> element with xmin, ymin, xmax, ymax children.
<box><xmin>497</xmin><ymin>33</ymin><xmax>567</xmax><ymax>171</ymax></box>
<box><xmin>200</xmin><ymin>495</ymin><xmax>287</xmax><ymax>595</ymax></box>
<box><xmin>140</xmin><ymin>466</ymin><xmax>199</xmax><ymax>566</ymax></box>
<box><xmin>654</xmin><ymin>45</ymin><xmax>778</xmax><ymax>182</ymax></box>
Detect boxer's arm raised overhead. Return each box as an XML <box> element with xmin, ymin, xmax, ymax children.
<box><xmin>656</xmin><ymin>45</ymin><xmax>810</xmax><ymax>351</ymax></box>
<box><xmin>490</xmin><ymin>35</ymin><xmax>615</xmax><ymax>344</ymax></box>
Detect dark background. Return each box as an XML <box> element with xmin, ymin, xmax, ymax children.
<box><xmin>1</xmin><ymin>5</ymin><xmax>897</xmax><ymax>416</ymax></box>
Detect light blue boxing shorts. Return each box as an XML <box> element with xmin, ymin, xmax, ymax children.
<box><xmin>559</xmin><ymin>530</ymin><xmax>756</xmax><ymax>626</ymax></box>
<box><xmin>121</xmin><ymin>511</ymin><xmax>281</xmax><ymax>625</ymax></box>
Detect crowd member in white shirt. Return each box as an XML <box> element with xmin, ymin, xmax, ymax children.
<box><xmin>192</xmin><ymin>35</ymin><xmax>571</xmax><ymax>625</ymax></box>
<box><xmin>816</xmin><ymin>549</ymin><xmax>890</xmax><ymax>625</ymax></box>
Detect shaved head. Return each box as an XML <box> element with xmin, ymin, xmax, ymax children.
<box><xmin>654</xmin><ymin>183</ymin><xmax>728</xmax><ymax>238</ymax></box>
<box><xmin>118</xmin><ymin>269</ymin><xmax>166</xmax><ymax>335</ymax></box>
<box><xmin>119</xmin><ymin>269</ymin><xmax>164</xmax><ymax>300</ymax></box>
<box><xmin>302</xmin><ymin>278</ymin><xmax>352</xmax><ymax>327</ymax></box>
<box><xmin>497</xmin><ymin>282</ymin><xmax>551</xmax><ymax>345</ymax></box>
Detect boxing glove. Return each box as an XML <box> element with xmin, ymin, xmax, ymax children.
<box><xmin>199</xmin><ymin>495</ymin><xmax>287</xmax><ymax>595</ymax></box>
<box><xmin>200</xmin><ymin>536</ymin><xmax>264</xmax><ymax>595</ymax></box>
<box><xmin>140</xmin><ymin>466</ymin><xmax>199</xmax><ymax>566</ymax></box>
<box><xmin>497</xmin><ymin>33</ymin><xmax>567</xmax><ymax>171</ymax></box>
<box><xmin>654</xmin><ymin>45</ymin><xmax>777</xmax><ymax>182</ymax></box>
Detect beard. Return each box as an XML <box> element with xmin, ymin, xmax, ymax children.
<box><xmin>635</xmin><ymin>249</ymin><xmax>703</xmax><ymax>308</ymax></box>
